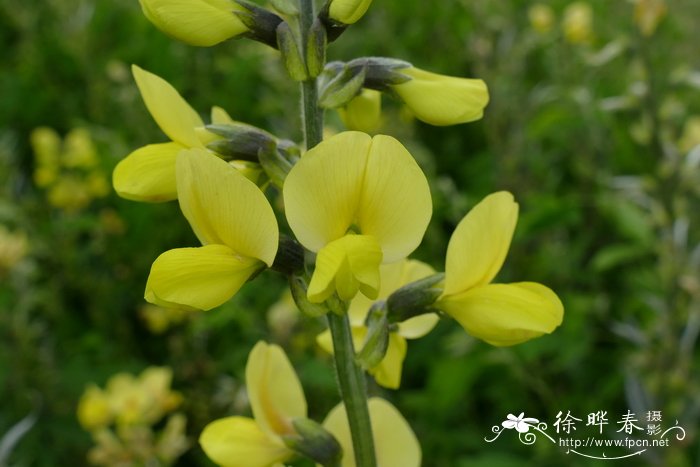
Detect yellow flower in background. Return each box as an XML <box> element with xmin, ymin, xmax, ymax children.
<box><xmin>0</xmin><ymin>226</ymin><xmax>29</xmax><ymax>272</ymax></box>
<box><xmin>139</xmin><ymin>303</ymin><xmax>192</xmax><ymax>334</ymax></box>
<box><xmin>391</xmin><ymin>67</ymin><xmax>489</xmax><ymax>126</ymax></box>
<box><xmin>77</xmin><ymin>366</ymin><xmax>182</xmax><ymax>430</ymax></box>
<box><xmin>436</xmin><ymin>192</ymin><xmax>564</xmax><ymax>346</ymax></box>
<box><xmin>328</xmin><ymin>0</ymin><xmax>374</xmax><ymax>24</ymax></box>
<box><xmin>145</xmin><ymin>149</ymin><xmax>278</xmax><ymax>311</ymax></box>
<box><xmin>139</xmin><ymin>0</ymin><xmax>248</xmax><ymax>47</ymax></box>
<box><xmin>323</xmin><ymin>398</ymin><xmax>421</xmax><ymax>467</ymax></box>
<box><xmin>317</xmin><ymin>259</ymin><xmax>439</xmax><ymax>389</ymax></box>
<box><xmin>634</xmin><ymin>0</ymin><xmax>667</xmax><ymax>37</ymax></box>
<box><xmin>283</xmin><ymin>131</ymin><xmax>432</xmax><ymax>303</ymax></box>
<box><xmin>200</xmin><ymin>342</ymin><xmax>306</xmax><ymax>467</ymax></box>
<box><xmin>528</xmin><ymin>4</ymin><xmax>555</xmax><ymax>34</ymax></box>
<box><xmin>47</xmin><ymin>176</ymin><xmax>92</xmax><ymax>212</ymax></box>
<box><xmin>77</xmin><ymin>385</ymin><xmax>113</xmax><ymax>431</ymax></box>
<box><xmin>338</xmin><ymin>89</ymin><xmax>382</xmax><ymax>133</ymax></box>
<box><xmin>563</xmin><ymin>2</ymin><xmax>593</xmax><ymax>45</ymax></box>
<box><xmin>63</xmin><ymin>128</ymin><xmax>99</xmax><ymax>168</ymax></box>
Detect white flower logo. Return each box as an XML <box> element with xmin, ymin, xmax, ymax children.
<box><xmin>502</xmin><ymin>413</ymin><xmax>539</xmax><ymax>433</ymax></box>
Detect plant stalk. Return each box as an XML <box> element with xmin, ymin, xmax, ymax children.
<box><xmin>297</xmin><ymin>1</ymin><xmax>377</xmax><ymax>465</ymax></box>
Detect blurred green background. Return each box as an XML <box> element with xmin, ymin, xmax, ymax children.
<box><xmin>1</xmin><ymin>0</ymin><xmax>699</xmax><ymax>465</ymax></box>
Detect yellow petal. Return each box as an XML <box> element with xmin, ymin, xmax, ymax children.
<box><xmin>370</xmin><ymin>333</ymin><xmax>406</xmax><ymax>389</ymax></box>
<box><xmin>338</xmin><ymin>89</ymin><xmax>382</xmax><ymax>133</ymax></box>
<box><xmin>77</xmin><ymin>385</ymin><xmax>112</xmax><ymax>430</ymax></box>
<box><xmin>283</xmin><ymin>132</ymin><xmax>371</xmax><ymax>252</ymax></box>
<box><xmin>307</xmin><ymin>234</ymin><xmax>383</xmax><ymax>303</ymax></box>
<box><xmin>347</xmin><ymin>259</ymin><xmax>435</xmax><ymax>325</ymax></box>
<box><xmin>443</xmin><ymin>191</ymin><xmax>518</xmax><ymax>296</ymax></box>
<box><xmin>139</xmin><ymin>0</ymin><xmax>248</xmax><ymax>47</ymax></box>
<box><xmin>145</xmin><ymin>244</ymin><xmax>263</xmax><ymax>311</ymax></box>
<box><xmin>392</xmin><ymin>67</ymin><xmax>489</xmax><ymax>126</ymax></box>
<box><xmin>211</xmin><ymin>105</ymin><xmax>235</xmax><ymax>124</ymax></box>
<box><xmin>398</xmin><ymin>313</ymin><xmax>439</xmax><ymax>339</ymax></box>
<box><xmin>357</xmin><ymin>135</ymin><xmax>432</xmax><ymax>262</ymax></box>
<box><xmin>177</xmin><ymin>149</ymin><xmax>278</xmax><ymax>265</ymax></box>
<box><xmin>328</xmin><ymin>0</ymin><xmax>373</xmax><ymax>24</ymax></box>
<box><xmin>246</xmin><ymin>342</ymin><xmax>307</xmax><ymax>439</ymax></box>
<box><xmin>200</xmin><ymin>416</ymin><xmax>292</xmax><ymax>467</ymax></box>
<box><xmin>132</xmin><ymin>65</ymin><xmax>204</xmax><ymax>148</ymax></box>
<box><xmin>323</xmin><ymin>398</ymin><xmax>421</xmax><ymax>467</ymax></box>
<box><xmin>112</xmin><ymin>142</ymin><xmax>182</xmax><ymax>202</ymax></box>
<box><xmin>316</xmin><ymin>327</ymin><xmax>366</xmax><ymax>356</ymax></box>
<box><xmin>437</xmin><ymin>282</ymin><xmax>564</xmax><ymax>346</ymax></box>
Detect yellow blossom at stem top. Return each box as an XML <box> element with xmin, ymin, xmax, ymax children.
<box><xmin>145</xmin><ymin>149</ymin><xmax>278</xmax><ymax>311</ymax></box>
<box><xmin>113</xmin><ymin>65</ymin><xmax>231</xmax><ymax>202</ymax></box>
<box><xmin>391</xmin><ymin>67</ymin><xmax>489</xmax><ymax>126</ymax></box>
<box><xmin>200</xmin><ymin>342</ymin><xmax>306</xmax><ymax>467</ymax></box>
<box><xmin>283</xmin><ymin>131</ymin><xmax>432</xmax><ymax>303</ymax></box>
<box><xmin>139</xmin><ymin>0</ymin><xmax>248</xmax><ymax>47</ymax></box>
<box><xmin>323</xmin><ymin>398</ymin><xmax>421</xmax><ymax>467</ymax></box>
<box><xmin>435</xmin><ymin>192</ymin><xmax>564</xmax><ymax>346</ymax></box>
<box><xmin>328</xmin><ymin>0</ymin><xmax>374</xmax><ymax>25</ymax></box>
<box><xmin>317</xmin><ymin>259</ymin><xmax>439</xmax><ymax>389</ymax></box>
<box><xmin>562</xmin><ymin>2</ymin><xmax>593</xmax><ymax>45</ymax></box>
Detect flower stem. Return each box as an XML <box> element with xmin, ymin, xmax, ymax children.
<box><xmin>297</xmin><ymin>1</ymin><xmax>377</xmax><ymax>465</ymax></box>
<box><xmin>299</xmin><ymin>0</ymin><xmax>323</xmax><ymax>150</ymax></box>
<box><xmin>326</xmin><ymin>304</ymin><xmax>377</xmax><ymax>467</ymax></box>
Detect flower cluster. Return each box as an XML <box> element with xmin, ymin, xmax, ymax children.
<box><xmin>77</xmin><ymin>366</ymin><xmax>188</xmax><ymax>466</ymax></box>
<box><xmin>112</xmin><ymin>0</ymin><xmax>566</xmax><ymax>465</ymax></box>
<box><xmin>30</xmin><ymin>127</ymin><xmax>109</xmax><ymax>212</ymax></box>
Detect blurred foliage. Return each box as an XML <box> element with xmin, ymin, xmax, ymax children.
<box><xmin>1</xmin><ymin>0</ymin><xmax>700</xmax><ymax>466</ymax></box>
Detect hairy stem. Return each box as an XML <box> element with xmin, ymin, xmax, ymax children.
<box><xmin>297</xmin><ymin>1</ymin><xmax>377</xmax><ymax>465</ymax></box>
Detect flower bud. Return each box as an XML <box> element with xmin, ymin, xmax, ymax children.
<box><xmin>327</xmin><ymin>0</ymin><xmax>373</xmax><ymax>25</ymax></box>
<box><xmin>528</xmin><ymin>4</ymin><xmax>555</xmax><ymax>34</ymax></box>
<box><xmin>282</xmin><ymin>418</ymin><xmax>343</xmax><ymax>467</ymax></box>
<box><xmin>355</xmin><ymin>302</ymin><xmax>389</xmax><ymax>370</ymax></box>
<box><xmin>391</xmin><ymin>67</ymin><xmax>489</xmax><ymax>126</ymax></box>
<box><xmin>138</xmin><ymin>0</ymin><xmax>248</xmax><ymax>47</ymax></box>
<box><xmin>277</xmin><ymin>21</ymin><xmax>308</xmax><ymax>81</ymax></box>
<box><xmin>234</xmin><ymin>0</ymin><xmax>285</xmax><ymax>49</ymax></box>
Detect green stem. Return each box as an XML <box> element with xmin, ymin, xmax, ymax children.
<box><xmin>326</xmin><ymin>307</ymin><xmax>377</xmax><ymax>467</ymax></box>
<box><xmin>299</xmin><ymin>0</ymin><xmax>323</xmax><ymax>150</ymax></box>
<box><xmin>297</xmin><ymin>1</ymin><xmax>376</xmax><ymax>465</ymax></box>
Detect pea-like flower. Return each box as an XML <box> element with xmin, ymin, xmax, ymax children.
<box><xmin>200</xmin><ymin>341</ymin><xmax>421</xmax><ymax>467</ymax></box>
<box><xmin>113</xmin><ymin>65</ymin><xmax>230</xmax><ymax>202</ymax></box>
<box><xmin>391</xmin><ymin>67</ymin><xmax>489</xmax><ymax>126</ymax></box>
<box><xmin>139</xmin><ymin>0</ymin><xmax>248</xmax><ymax>47</ymax></box>
<box><xmin>317</xmin><ymin>259</ymin><xmax>438</xmax><ymax>389</ymax></box>
<box><xmin>283</xmin><ymin>131</ymin><xmax>432</xmax><ymax>303</ymax></box>
<box><xmin>435</xmin><ymin>191</ymin><xmax>564</xmax><ymax>346</ymax></box>
<box><xmin>328</xmin><ymin>0</ymin><xmax>374</xmax><ymax>25</ymax></box>
<box><xmin>145</xmin><ymin>149</ymin><xmax>278</xmax><ymax>311</ymax></box>
<box><xmin>323</xmin><ymin>398</ymin><xmax>421</xmax><ymax>467</ymax></box>
<box><xmin>200</xmin><ymin>341</ymin><xmax>307</xmax><ymax>467</ymax></box>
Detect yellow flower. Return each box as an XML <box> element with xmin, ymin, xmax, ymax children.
<box><xmin>78</xmin><ymin>385</ymin><xmax>113</xmax><ymax>430</ymax></box>
<box><xmin>634</xmin><ymin>0</ymin><xmax>667</xmax><ymax>37</ymax></box>
<box><xmin>337</xmin><ymin>89</ymin><xmax>382</xmax><ymax>133</ymax></box>
<box><xmin>323</xmin><ymin>398</ymin><xmax>421</xmax><ymax>467</ymax></box>
<box><xmin>0</xmin><ymin>226</ymin><xmax>28</xmax><ymax>272</ymax></box>
<box><xmin>317</xmin><ymin>260</ymin><xmax>439</xmax><ymax>389</ymax></box>
<box><xmin>200</xmin><ymin>342</ymin><xmax>306</xmax><ymax>467</ymax></box>
<box><xmin>145</xmin><ymin>149</ymin><xmax>278</xmax><ymax>311</ymax></box>
<box><xmin>105</xmin><ymin>367</ymin><xmax>181</xmax><ymax>426</ymax></box>
<box><xmin>328</xmin><ymin>0</ymin><xmax>373</xmax><ymax>25</ymax></box>
<box><xmin>30</xmin><ymin>127</ymin><xmax>61</xmax><ymax>187</ymax></box>
<box><xmin>563</xmin><ymin>2</ymin><xmax>593</xmax><ymax>45</ymax></box>
<box><xmin>139</xmin><ymin>0</ymin><xmax>248</xmax><ymax>47</ymax></box>
<box><xmin>391</xmin><ymin>67</ymin><xmax>489</xmax><ymax>126</ymax></box>
<box><xmin>63</xmin><ymin>128</ymin><xmax>98</xmax><ymax>168</ymax></box>
<box><xmin>436</xmin><ymin>192</ymin><xmax>564</xmax><ymax>346</ymax></box>
<box><xmin>283</xmin><ymin>131</ymin><xmax>432</xmax><ymax>303</ymax></box>
<box><xmin>113</xmin><ymin>66</ymin><xmax>231</xmax><ymax>202</ymax></box>
<box><xmin>528</xmin><ymin>4</ymin><xmax>555</xmax><ymax>34</ymax></box>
